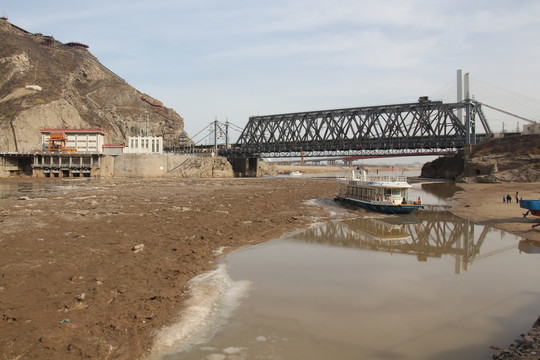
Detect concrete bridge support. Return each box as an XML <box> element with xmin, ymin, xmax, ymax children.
<box><xmin>230</xmin><ymin>157</ymin><xmax>259</xmax><ymax>177</ymax></box>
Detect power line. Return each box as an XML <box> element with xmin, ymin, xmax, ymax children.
<box><xmin>189</xmin><ymin>119</ymin><xmax>245</xmax><ymax>146</ymax></box>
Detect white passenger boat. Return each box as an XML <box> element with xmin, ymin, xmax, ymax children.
<box><xmin>336</xmin><ymin>171</ymin><xmax>422</xmax><ymax>214</ymax></box>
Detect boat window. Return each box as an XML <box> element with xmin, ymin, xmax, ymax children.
<box><xmin>384</xmin><ymin>189</ymin><xmax>392</xmax><ymax>196</ymax></box>
<box><xmin>392</xmin><ymin>188</ymin><xmax>401</xmax><ymax>195</ymax></box>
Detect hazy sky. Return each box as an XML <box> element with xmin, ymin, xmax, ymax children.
<box><xmin>5</xmin><ymin>1</ymin><xmax>540</xmax><ymax>143</ymax></box>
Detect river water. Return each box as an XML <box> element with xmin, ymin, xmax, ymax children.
<box><xmin>152</xmin><ymin>182</ymin><xmax>540</xmax><ymax>360</ymax></box>
<box><xmin>0</xmin><ymin>178</ymin><xmax>97</xmax><ymax>200</ymax></box>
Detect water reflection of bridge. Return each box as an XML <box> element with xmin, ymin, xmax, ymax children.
<box><xmin>290</xmin><ymin>211</ymin><xmax>513</xmax><ymax>274</ymax></box>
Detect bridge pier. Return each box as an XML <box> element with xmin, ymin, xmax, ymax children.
<box><xmin>230</xmin><ymin>157</ymin><xmax>259</xmax><ymax>177</ymax></box>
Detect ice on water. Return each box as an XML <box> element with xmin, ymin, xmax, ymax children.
<box><xmin>150</xmin><ymin>264</ymin><xmax>251</xmax><ymax>358</ymax></box>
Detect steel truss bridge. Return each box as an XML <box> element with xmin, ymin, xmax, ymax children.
<box><xmin>224</xmin><ymin>98</ymin><xmax>492</xmax><ymax>158</ymax></box>
<box><xmin>288</xmin><ymin>209</ymin><xmax>513</xmax><ymax>274</ymax></box>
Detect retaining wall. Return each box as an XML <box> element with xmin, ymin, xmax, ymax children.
<box><xmin>97</xmin><ymin>154</ymin><xmax>189</xmax><ymax>177</ymax></box>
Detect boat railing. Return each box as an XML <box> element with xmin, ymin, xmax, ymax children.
<box><xmin>366</xmin><ymin>175</ymin><xmax>408</xmax><ymax>183</ymax></box>
<box><xmin>339</xmin><ymin>172</ymin><xmax>408</xmax><ymax>183</ymax></box>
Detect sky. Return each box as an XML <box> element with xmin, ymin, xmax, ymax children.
<box><xmin>4</xmin><ymin>0</ymin><xmax>540</xmax><ymax>144</ymax></box>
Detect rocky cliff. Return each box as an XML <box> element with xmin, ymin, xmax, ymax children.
<box><xmin>421</xmin><ymin>134</ymin><xmax>540</xmax><ymax>182</ymax></box>
<box><xmin>0</xmin><ymin>19</ymin><xmax>190</xmax><ymax>152</ymax></box>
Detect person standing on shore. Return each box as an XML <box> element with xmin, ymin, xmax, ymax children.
<box><xmin>503</xmin><ymin>195</ymin><xmax>506</xmax><ymax>203</ymax></box>
<box><xmin>507</xmin><ymin>194</ymin><xmax>512</xmax><ymax>203</ymax></box>
<box><xmin>516</xmin><ymin>192</ymin><xmax>519</xmax><ymax>203</ymax></box>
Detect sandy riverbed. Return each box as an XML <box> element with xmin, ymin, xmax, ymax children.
<box><xmin>0</xmin><ymin>177</ymin><xmax>539</xmax><ymax>359</ymax></box>
<box><xmin>450</xmin><ymin>182</ymin><xmax>540</xmax><ymax>242</ymax></box>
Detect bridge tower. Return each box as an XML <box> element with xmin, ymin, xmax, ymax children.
<box><xmin>458</xmin><ymin>70</ymin><xmax>476</xmax><ymax>145</ymax></box>
<box><xmin>457</xmin><ymin>69</ymin><xmax>463</xmax><ymax>125</ymax></box>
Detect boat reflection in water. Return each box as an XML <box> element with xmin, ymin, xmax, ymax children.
<box><xmin>519</xmin><ymin>239</ymin><xmax>540</xmax><ymax>254</ymax></box>
<box><xmin>290</xmin><ymin>210</ymin><xmax>518</xmax><ymax>274</ymax></box>
<box><xmin>304</xmin><ymin>215</ymin><xmax>419</xmax><ymax>251</ymax></box>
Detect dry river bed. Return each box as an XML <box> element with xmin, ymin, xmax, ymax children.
<box><xmin>0</xmin><ymin>177</ymin><xmax>539</xmax><ymax>359</ymax></box>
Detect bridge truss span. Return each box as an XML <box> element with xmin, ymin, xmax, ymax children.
<box><xmin>227</xmin><ymin>99</ymin><xmax>490</xmax><ymax>158</ymax></box>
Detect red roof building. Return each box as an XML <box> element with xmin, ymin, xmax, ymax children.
<box><xmin>40</xmin><ymin>129</ymin><xmax>107</xmax><ymax>153</ymax></box>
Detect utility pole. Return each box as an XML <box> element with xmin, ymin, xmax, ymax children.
<box><xmin>214</xmin><ymin>117</ymin><xmax>218</xmax><ymax>154</ymax></box>
<box><xmin>225</xmin><ymin>117</ymin><xmax>229</xmax><ymax>149</ymax></box>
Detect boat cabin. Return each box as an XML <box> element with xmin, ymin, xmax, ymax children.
<box><xmin>344</xmin><ymin>181</ymin><xmax>411</xmax><ymax>205</ymax></box>
<box><xmin>338</xmin><ymin>172</ymin><xmax>413</xmax><ymax>206</ymax></box>
<box><xmin>335</xmin><ymin>171</ymin><xmax>422</xmax><ymax>214</ymax></box>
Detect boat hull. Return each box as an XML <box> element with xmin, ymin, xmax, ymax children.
<box><xmin>336</xmin><ymin>196</ymin><xmax>422</xmax><ymax>214</ymax></box>
<box><xmin>520</xmin><ymin>199</ymin><xmax>540</xmax><ymax>211</ymax></box>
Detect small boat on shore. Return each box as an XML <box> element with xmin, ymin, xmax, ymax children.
<box><xmin>335</xmin><ymin>171</ymin><xmax>422</xmax><ymax>214</ymax></box>
<box><xmin>289</xmin><ymin>171</ymin><xmax>302</xmax><ymax>176</ymax></box>
<box><xmin>520</xmin><ymin>199</ymin><xmax>540</xmax><ymax>228</ymax></box>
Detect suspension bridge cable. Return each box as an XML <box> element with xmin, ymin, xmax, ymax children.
<box><xmin>213</xmin><ymin>120</ymin><xmax>244</xmax><ymax>132</ymax></box>
<box><xmin>471</xmin><ymin>77</ymin><xmax>540</xmax><ymax>104</ymax></box>
<box><xmin>470</xmin><ymin>76</ymin><xmax>540</xmax><ymax>120</ymax></box>
<box><xmin>477</xmin><ymin>102</ymin><xmax>537</xmax><ymax>123</ymax></box>
<box><xmin>189</xmin><ymin>122</ymin><xmax>215</xmax><ymax>144</ymax></box>
<box><xmin>430</xmin><ymin>79</ymin><xmax>456</xmax><ymax>102</ymax></box>
<box><xmin>472</xmin><ymin>82</ymin><xmax>540</xmax><ymax>113</ymax></box>
<box><xmin>429</xmin><ymin>74</ymin><xmax>540</xmax><ymax>113</ymax></box>
<box><xmin>424</xmin><ymin>74</ymin><xmax>540</xmax><ymax>131</ymax></box>
<box><xmin>188</xmin><ymin>120</ymin><xmax>246</xmax><ymax>146</ymax></box>
<box><xmin>227</xmin><ymin>123</ymin><xmax>245</xmax><ymax>132</ymax></box>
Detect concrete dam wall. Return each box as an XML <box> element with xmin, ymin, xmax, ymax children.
<box><xmin>99</xmin><ymin>154</ymin><xmax>235</xmax><ymax>178</ymax></box>
<box><xmin>0</xmin><ymin>153</ymin><xmax>236</xmax><ymax>178</ymax></box>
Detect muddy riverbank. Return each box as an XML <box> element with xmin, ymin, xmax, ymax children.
<box><xmin>1</xmin><ymin>177</ymin><xmax>539</xmax><ymax>359</ymax></box>
<box><xmin>0</xmin><ymin>177</ymin><xmax>342</xmax><ymax>359</ymax></box>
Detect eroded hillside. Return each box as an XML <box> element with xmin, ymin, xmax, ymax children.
<box><xmin>0</xmin><ymin>19</ymin><xmax>190</xmax><ymax>151</ymax></box>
